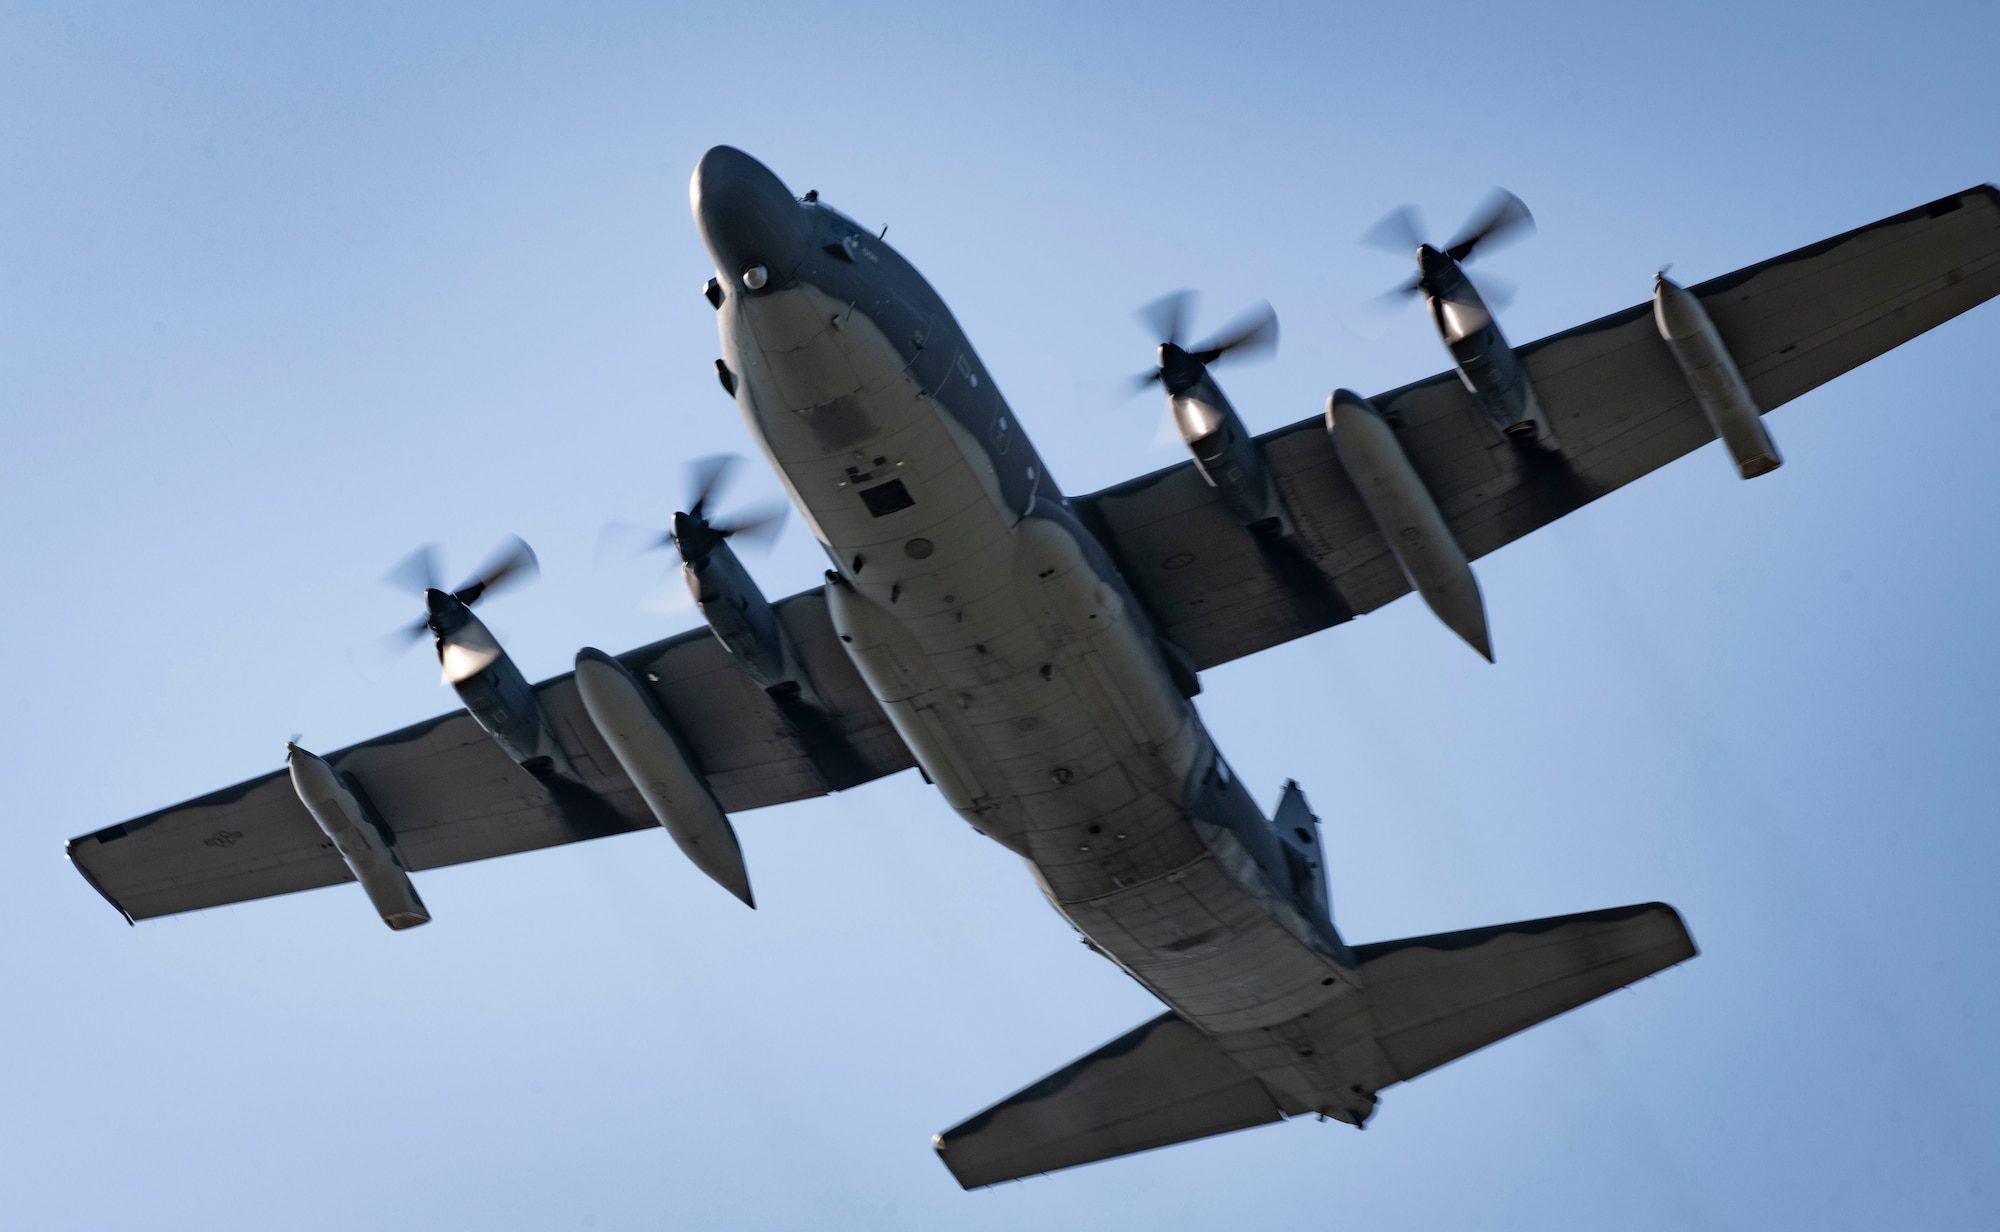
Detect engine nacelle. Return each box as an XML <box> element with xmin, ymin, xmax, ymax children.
<box><xmin>1327</xmin><ymin>389</ymin><xmax>1492</xmax><ymax>660</ymax></box>
<box><xmin>573</xmin><ymin>648</ymin><xmax>754</xmax><ymax>907</ymax></box>
<box><xmin>286</xmin><ymin>744</ymin><xmax>429</xmax><ymax>930</ymax></box>
<box><xmin>676</xmin><ymin>514</ymin><xmax>822</xmax><ymax>705</ymax></box>
<box><xmin>1155</xmin><ymin>343</ymin><xmax>1293</xmax><ymax>538</ymax></box>
<box><xmin>1417</xmin><ymin>245</ymin><xmax>1557</xmax><ymax>447</ymax></box>
<box><xmin>427</xmin><ymin>594</ymin><xmax>578</xmax><ymax>781</ymax></box>
<box><xmin>1654</xmin><ymin>273</ymin><xmax>1782</xmax><ymax>479</ymax></box>
<box><xmin>1172</xmin><ymin>391</ymin><xmax>1289</xmax><ymax>534</ymax></box>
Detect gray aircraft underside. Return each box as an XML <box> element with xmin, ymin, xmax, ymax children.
<box><xmin>67</xmin><ymin>148</ymin><xmax>2000</xmax><ymax>1187</ymax></box>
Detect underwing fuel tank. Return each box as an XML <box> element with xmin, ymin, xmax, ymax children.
<box><xmin>572</xmin><ymin>647</ymin><xmax>754</xmax><ymax>907</ymax></box>
<box><xmin>1326</xmin><ymin>389</ymin><xmax>1493</xmax><ymax>660</ymax></box>
<box><xmin>285</xmin><ymin>744</ymin><xmax>430</xmax><ymax>930</ymax></box>
<box><xmin>1653</xmin><ymin>273</ymin><xmax>1782</xmax><ymax>479</ymax></box>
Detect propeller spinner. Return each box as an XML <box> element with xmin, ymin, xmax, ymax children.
<box><xmin>597</xmin><ymin>454</ymin><xmax>788</xmax><ymax>575</ymax></box>
<box><xmin>672</xmin><ymin>454</ymin><xmax>787</xmax><ymax>563</ymax></box>
<box><xmin>1133</xmin><ymin>291</ymin><xmax>1280</xmax><ymax>395</ymax></box>
<box><xmin>380</xmin><ymin>536</ymin><xmax>540</xmax><ymax>683</ymax></box>
<box><xmin>1361</xmin><ymin>188</ymin><xmax>1534</xmax><ymax>309</ymax></box>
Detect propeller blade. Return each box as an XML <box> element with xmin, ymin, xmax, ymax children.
<box><xmin>1136</xmin><ymin>290</ymin><xmax>1194</xmax><ymax>347</ymax></box>
<box><xmin>1190</xmin><ymin>301</ymin><xmax>1278</xmax><ymax>365</ymax></box>
<box><xmin>1128</xmin><ymin>367</ymin><xmax>1164</xmax><ymax>396</ymax></box>
<box><xmin>1361</xmin><ymin>274</ymin><xmax>1426</xmax><ymax>316</ymax></box>
<box><xmin>1361</xmin><ymin>205</ymin><xmax>1427</xmax><ymax>256</ymax></box>
<box><xmin>1467</xmin><ymin>269</ymin><xmax>1517</xmax><ymax>312</ymax></box>
<box><xmin>361</xmin><ymin>615</ymin><xmax>432</xmax><ymax>676</ymax></box>
<box><xmin>686</xmin><ymin>454</ymin><xmax>740</xmax><ymax>520</ymax></box>
<box><xmin>715</xmin><ymin>501</ymin><xmax>788</xmax><ymax>550</ymax></box>
<box><xmin>1445</xmin><ymin>188</ymin><xmax>1534</xmax><ymax>263</ymax></box>
<box><xmin>383</xmin><ymin>544</ymin><xmax>441</xmax><ymax>596</ymax></box>
<box><xmin>595</xmin><ymin>519</ymin><xmax>673</xmax><ymax>568</ymax></box>
<box><xmin>454</xmin><ymin>535</ymin><xmax>538</xmax><ymax>605</ymax></box>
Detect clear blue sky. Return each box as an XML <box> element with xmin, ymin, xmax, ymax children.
<box><xmin>4</xmin><ymin>3</ymin><xmax>1996</xmax><ymax>1228</ymax></box>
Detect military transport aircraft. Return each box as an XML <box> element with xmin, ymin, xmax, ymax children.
<box><xmin>67</xmin><ymin>147</ymin><xmax>2000</xmax><ymax>1188</ymax></box>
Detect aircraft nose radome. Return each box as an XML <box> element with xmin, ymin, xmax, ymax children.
<box><xmin>690</xmin><ymin>145</ymin><xmax>810</xmax><ymax>286</ymax></box>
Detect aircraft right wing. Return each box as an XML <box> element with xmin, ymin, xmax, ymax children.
<box><xmin>1079</xmin><ymin>185</ymin><xmax>2000</xmax><ymax>670</ymax></box>
<box><xmin>67</xmin><ymin>588</ymin><xmax>914</xmax><ymax>923</ymax></box>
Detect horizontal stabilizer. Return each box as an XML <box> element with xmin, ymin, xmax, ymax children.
<box><xmin>933</xmin><ymin>1012</ymin><xmax>1291</xmax><ymax>1189</ymax></box>
<box><xmin>935</xmin><ymin>902</ymin><xmax>1694</xmax><ymax>1188</ymax></box>
<box><xmin>1352</xmin><ymin>901</ymin><xmax>1696</xmax><ymax>1083</ymax></box>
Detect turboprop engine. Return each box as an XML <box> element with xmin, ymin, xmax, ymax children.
<box><xmin>1364</xmin><ymin>189</ymin><xmax>1556</xmax><ymax>446</ymax></box>
<box><xmin>381</xmin><ymin>537</ymin><xmax>578</xmax><ymax>780</ymax></box>
<box><xmin>618</xmin><ymin>455</ymin><xmax>819</xmax><ymax>702</ymax></box>
<box><xmin>677</xmin><ymin>521</ymin><xmax>803</xmax><ymax>701</ymax></box>
<box><xmin>1134</xmin><ymin>291</ymin><xmax>1295</xmax><ymax>538</ymax></box>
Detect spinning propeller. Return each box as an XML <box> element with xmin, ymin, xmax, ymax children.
<box><xmin>598</xmin><ymin>454</ymin><xmax>787</xmax><ymax>571</ymax></box>
<box><xmin>380</xmin><ymin>536</ymin><xmax>540</xmax><ymax>682</ymax></box>
<box><xmin>1132</xmin><ymin>290</ymin><xmax>1279</xmax><ymax>395</ymax></box>
<box><xmin>1361</xmin><ymin>188</ymin><xmax>1535</xmax><ymax>308</ymax></box>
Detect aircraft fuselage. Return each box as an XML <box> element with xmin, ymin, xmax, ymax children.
<box><xmin>694</xmin><ymin>149</ymin><xmax>1369</xmax><ymax>1094</ymax></box>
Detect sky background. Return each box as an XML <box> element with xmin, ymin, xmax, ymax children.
<box><xmin>4</xmin><ymin>2</ymin><xmax>1997</xmax><ymax>1228</ymax></box>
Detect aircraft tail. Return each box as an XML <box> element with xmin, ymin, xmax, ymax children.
<box><xmin>933</xmin><ymin>901</ymin><xmax>1694</xmax><ymax>1188</ymax></box>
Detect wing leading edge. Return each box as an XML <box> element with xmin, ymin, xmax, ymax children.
<box><xmin>68</xmin><ymin>589</ymin><xmax>913</xmax><ymax>923</ymax></box>
<box><xmin>1081</xmin><ymin>185</ymin><xmax>2000</xmax><ymax>670</ymax></box>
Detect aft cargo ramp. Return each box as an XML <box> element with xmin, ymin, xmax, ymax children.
<box><xmin>934</xmin><ymin>901</ymin><xmax>1695</xmax><ymax>1188</ymax></box>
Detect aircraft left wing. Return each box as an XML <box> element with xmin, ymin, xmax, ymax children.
<box><xmin>1079</xmin><ymin>185</ymin><xmax>2000</xmax><ymax>670</ymax></box>
<box><xmin>67</xmin><ymin>588</ymin><xmax>914</xmax><ymax>922</ymax></box>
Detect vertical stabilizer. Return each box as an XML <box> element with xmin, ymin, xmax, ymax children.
<box><xmin>1272</xmin><ymin>780</ymin><xmax>1331</xmax><ymax>930</ymax></box>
